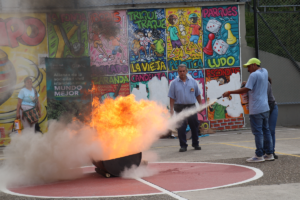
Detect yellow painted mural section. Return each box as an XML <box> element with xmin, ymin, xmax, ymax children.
<box><xmin>0</xmin><ymin>13</ymin><xmax>48</xmax><ymax>145</ymax></box>
<box><xmin>166</xmin><ymin>7</ymin><xmax>203</xmax><ymax>70</ymax></box>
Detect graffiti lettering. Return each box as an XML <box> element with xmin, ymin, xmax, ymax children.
<box><xmin>168</xmin><ymin>59</ymin><xmax>203</xmax><ymax>71</ymax></box>
<box><xmin>92</xmin><ymin>75</ymin><xmax>129</xmax><ymax>85</ymax></box>
<box><xmin>207</xmin><ymin>56</ymin><xmax>235</xmax><ymax>68</ymax></box>
<box><xmin>49</xmin><ymin>13</ymin><xmax>87</xmax><ymax>23</ymax></box>
<box><xmin>90</xmin><ymin>11</ymin><xmax>121</xmax><ymax>23</ymax></box>
<box><xmin>130</xmin><ymin>61</ymin><xmax>166</xmax><ymax>73</ymax></box>
<box><xmin>168</xmin><ymin>70</ymin><xmax>204</xmax><ymax>81</ymax></box>
<box><xmin>202</xmin><ymin>6</ymin><xmax>238</xmax><ymax>18</ymax></box>
<box><xmin>128</xmin><ymin>11</ymin><xmax>166</xmax><ymax>29</ymax></box>
<box><xmin>0</xmin><ymin>17</ymin><xmax>46</xmax><ymax>48</ymax></box>
<box><xmin>205</xmin><ymin>67</ymin><xmax>240</xmax><ymax>78</ymax></box>
<box><xmin>91</xmin><ymin>65</ymin><xmax>128</xmax><ymax>76</ymax></box>
<box><xmin>128</xmin><ymin>11</ymin><xmax>157</xmax><ymax>21</ymax></box>
<box><xmin>131</xmin><ymin>72</ymin><xmax>166</xmax><ymax>83</ymax></box>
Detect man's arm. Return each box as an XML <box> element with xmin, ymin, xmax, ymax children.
<box><xmin>223</xmin><ymin>87</ymin><xmax>250</xmax><ymax>97</ymax></box>
<box><xmin>170</xmin><ymin>98</ymin><xmax>175</xmax><ymax>116</ymax></box>
<box><xmin>196</xmin><ymin>95</ymin><xmax>201</xmax><ymax>105</ymax></box>
<box><xmin>168</xmin><ymin>81</ymin><xmax>176</xmax><ymax>116</ymax></box>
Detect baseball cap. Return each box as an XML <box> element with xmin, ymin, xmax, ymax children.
<box><xmin>188</xmin><ymin>13</ymin><xmax>198</xmax><ymax>19</ymax></box>
<box><xmin>243</xmin><ymin>58</ymin><xmax>261</xmax><ymax>68</ymax></box>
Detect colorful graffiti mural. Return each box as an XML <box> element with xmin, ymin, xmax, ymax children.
<box><xmin>127</xmin><ymin>9</ymin><xmax>167</xmax><ymax>73</ymax></box>
<box><xmin>47</xmin><ymin>12</ymin><xmax>89</xmax><ymax>58</ymax></box>
<box><xmin>92</xmin><ymin>74</ymin><xmax>130</xmax><ymax>102</ymax></box>
<box><xmin>0</xmin><ymin>13</ymin><xmax>48</xmax><ymax>145</ymax></box>
<box><xmin>89</xmin><ymin>10</ymin><xmax>129</xmax><ymax>75</ymax></box>
<box><xmin>205</xmin><ymin>67</ymin><xmax>243</xmax><ymax>120</ymax></box>
<box><xmin>168</xmin><ymin>70</ymin><xmax>207</xmax><ymax>120</ymax></box>
<box><xmin>130</xmin><ymin>72</ymin><xmax>169</xmax><ymax>107</ymax></box>
<box><xmin>0</xmin><ymin>4</ymin><xmax>245</xmax><ymax>145</ymax></box>
<box><xmin>166</xmin><ymin>7</ymin><xmax>203</xmax><ymax>71</ymax></box>
<box><xmin>202</xmin><ymin>5</ymin><xmax>240</xmax><ymax>68</ymax></box>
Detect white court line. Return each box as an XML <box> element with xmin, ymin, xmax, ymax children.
<box><xmin>136</xmin><ymin>178</ymin><xmax>187</xmax><ymax>200</ymax></box>
<box><xmin>1</xmin><ymin>162</ymin><xmax>263</xmax><ymax>199</ymax></box>
<box><xmin>1</xmin><ymin>186</ymin><xmax>162</xmax><ymax>199</ymax></box>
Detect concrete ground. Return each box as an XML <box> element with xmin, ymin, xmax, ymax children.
<box><xmin>1</xmin><ymin>126</ymin><xmax>300</xmax><ymax>200</ymax></box>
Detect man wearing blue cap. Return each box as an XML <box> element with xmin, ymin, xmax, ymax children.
<box><xmin>223</xmin><ymin>58</ymin><xmax>274</xmax><ymax>162</ymax></box>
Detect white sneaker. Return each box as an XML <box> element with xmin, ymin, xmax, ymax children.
<box><xmin>264</xmin><ymin>154</ymin><xmax>275</xmax><ymax>161</ymax></box>
<box><xmin>246</xmin><ymin>155</ymin><xmax>265</xmax><ymax>163</ymax></box>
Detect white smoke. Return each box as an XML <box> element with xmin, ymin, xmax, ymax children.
<box><xmin>0</xmin><ymin>120</ymin><xmax>102</xmax><ymax>188</ymax></box>
<box><xmin>0</xmin><ymin>99</ymin><xmax>215</xmax><ymax>188</ymax></box>
<box><xmin>121</xmin><ymin>151</ymin><xmax>159</xmax><ymax>179</ymax></box>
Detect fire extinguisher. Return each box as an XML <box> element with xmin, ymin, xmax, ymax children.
<box><xmin>14</xmin><ymin>119</ymin><xmax>22</xmax><ymax>134</ymax></box>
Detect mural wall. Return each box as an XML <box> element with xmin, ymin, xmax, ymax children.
<box><xmin>130</xmin><ymin>72</ymin><xmax>169</xmax><ymax>108</ymax></box>
<box><xmin>0</xmin><ymin>4</ymin><xmax>243</xmax><ymax>145</ymax></box>
<box><xmin>205</xmin><ymin>67</ymin><xmax>244</xmax><ymax>130</ymax></box>
<box><xmin>166</xmin><ymin>7</ymin><xmax>204</xmax><ymax>71</ymax></box>
<box><xmin>0</xmin><ymin>13</ymin><xmax>48</xmax><ymax>145</ymax></box>
<box><xmin>127</xmin><ymin>9</ymin><xmax>167</xmax><ymax>73</ymax></box>
<box><xmin>202</xmin><ymin>5</ymin><xmax>240</xmax><ymax>68</ymax></box>
<box><xmin>92</xmin><ymin>73</ymin><xmax>130</xmax><ymax>102</ymax></box>
<box><xmin>89</xmin><ymin>10</ymin><xmax>129</xmax><ymax>75</ymax></box>
<box><xmin>47</xmin><ymin>12</ymin><xmax>89</xmax><ymax>58</ymax></box>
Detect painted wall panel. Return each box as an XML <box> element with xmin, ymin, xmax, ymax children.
<box><xmin>130</xmin><ymin>72</ymin><xmax>169</xmax><ymax>108</ymax></box>
<box><xmin>0</xmin><ymin>13</ymin><xmax>48</xmax><ymax>145</ymax></box>
<box><xmin>92</xmin><ymin>74</ymin><xmax>130</xmax><ymax>102</ymax></box>
<box><xmin>202</xmin><ymin>5</ymin><xmax>240</xmax><ymax>68</ymax></box>
<box><xmin>88</xmin><ymin>10</ymin><xmax>129</xmax><ymax>75</ymax></box>
<box><xmin>205</xmin><ymin>67</ymin><xmax>243</xmax><ymax>121</ymax></box>
<box><xmin>127</xmin><ymin>9</ymin><xmax>167</xmax><ymax>73</ymax></box>
<box><xmin>47</xmin><ymin>12</ymin><xmax>89</xmax><ymax>58</ymax></box>
<box><xmin>166</xmin><ymin>7</ymin><xmax>203</xmax><ymax>71</ymax></box>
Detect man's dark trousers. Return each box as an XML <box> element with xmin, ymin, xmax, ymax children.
<box><xmin>177</xmin><ymin>113</ymin><xmax>199</xmax><ymax>148</ymax></box>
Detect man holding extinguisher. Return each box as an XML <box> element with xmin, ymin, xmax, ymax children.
<box><xmin>222</xmin><ymin>58</ymin><xmax>274</xmax><ymax>162</ymax></box>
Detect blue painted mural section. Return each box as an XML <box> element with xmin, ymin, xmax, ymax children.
<box><xmin>127</xmin><ymin>9</ymin><xmax>167</xmax><ymax>73</ymax></box>
<box><xmin>202</xmin><ymin>5</ymin><xmax>240</xmax><ymax>68</ymax></box>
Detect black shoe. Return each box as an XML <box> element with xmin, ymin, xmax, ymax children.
<box><xmin>274</xmin><ymin>153</ymin><xmax>278</xmax><ymax>159</ymax></box>
<box><xmin>193</xmin><ymin>146</ymin><xmax>201</xmax><ymax>150</ymax></box>
<box><xmin>179</xmin><ymin>147</ymin><xmax>187</xmax><ymax>152</ymax></box>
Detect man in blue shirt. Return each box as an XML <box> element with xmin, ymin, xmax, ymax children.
<box><xmin>223</xmin><ymin>58</ymin><xmax>274</xmax><ymax>162</ymax></box>
<box><xmin>168</xmin><ymin>64</ymin><xmax>202</xmax><ymax>152</ymax></box>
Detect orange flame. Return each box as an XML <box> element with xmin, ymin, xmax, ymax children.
<box><xmin>90</xmin><ymin>95</ymin><xmax>169</xmax><ymax>160</ymax></box>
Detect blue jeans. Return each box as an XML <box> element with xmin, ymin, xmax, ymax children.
<box><xmin>249</xmin><ymin>111</ymin><xmax>273</xmax><ymax>157</ymax></box>
<box><xmin>177</xmin><ymin>113</ymin><xmax>199</xmax><ymax>148</ymax></box>
<box><xmin>268</xmin><ymin>104</ymin><xmax>278</xmax><ymax>152</ymax></box>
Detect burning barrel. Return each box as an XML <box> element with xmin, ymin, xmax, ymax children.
<box><xmin>92</xmin><ymin>152</ymin><xmax>142</xmax><ymax>178</ymax></box>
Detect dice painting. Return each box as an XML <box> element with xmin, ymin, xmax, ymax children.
<box><xmin>213</xmin><ymin>39</ymin><xmax>229</xmax><ymax>55</ymax></box>
<box><xmin>206</xmin><ymin>19</ymin><xmax>222</xmax><ymax>33</ymax></box>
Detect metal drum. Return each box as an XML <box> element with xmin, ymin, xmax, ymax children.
<box><xmin>92</xmin><ymin>152</ymin><xmax>142</xmax><ymax>178</ymax></box>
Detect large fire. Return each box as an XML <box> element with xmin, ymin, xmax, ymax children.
<box><xmin>90</xmin><ymin>95</ymin><xmax>170</xmax><ymax>160</ymax></box>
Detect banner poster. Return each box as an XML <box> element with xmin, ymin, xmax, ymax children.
<box><xmin>205</xmin><ymin>67</ymin><xmax>243</xmax><ymax>120</ymax></box>
<box><xmin>91</xmin><ymin>74</ymin><xmax>130</xmax><ymax>102</ymax></box>
<box><xmin>202</xmin><ymin>5</ymin><xmax>240</xmax><ymax>68</ymax></box>
<box><xmin>130</xmin><ymin>72</ymin><xmax>169</xmax><ymax>108</ymax></box>
<box><xmin>46</xmin><ymin>57</ymin><xmax>92</xmax><ymax>120</ymax></box>
<box><xmin>127</xmin><ymin>9</ymin><xmax>167</xmax><ymax>73</ymax></box>
<box><xmin>47</xmin><ymin>12</ymin><xmax>89</xmax><ymax>58</ymax></box>
<box><xmin>88</xmin><ymin>10</ymin><xmax>129</xmax><ymax>75</ymax></box>
<box><xmin>168</xmin><ymin>70</ymin><xmax>207</xmax><ymax>120</ymax></box>
<box><xmin>0</xmin><ymin>13</ymin><xmax>48</xmax><ymax>145</ymax></box>
<box><xmin>166</xmin><ymin>7</ymin><xmax>203</xmax><ymax>71</ymax></box>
